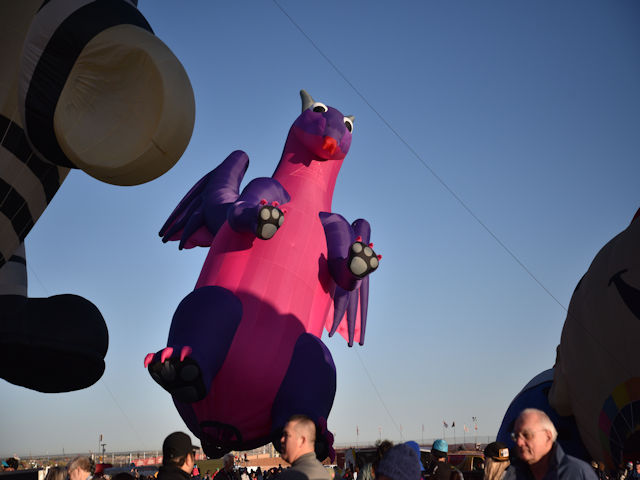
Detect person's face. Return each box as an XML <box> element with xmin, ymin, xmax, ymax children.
<box><xmin>185</xmin><ymin>452</ymin><xmax>195</xmax><ymax>471</ymax></box>
<box><xmin>635</xmin><ymin>464</ymin><xmax>640</xmax><ymax>473</ymax></box>
<box><xmin>512</xmin><ymin>413</ymin><xmax>553</xmax><ymax>465</ymax></box>
<box><xmin>280</xmin><ymin>421</ymin><xmax>302</xmax><ymax>464</ymax></box>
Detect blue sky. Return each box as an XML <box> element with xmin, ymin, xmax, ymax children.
<box><xmin>2</xmin><ymin>0</ymin><xmax>639</xmax><ymax>457</ymax></box>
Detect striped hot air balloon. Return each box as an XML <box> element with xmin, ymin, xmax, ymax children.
<box><xmin>0</xmin><ymin>0</ymin><xmax>195</xmax><ymax>393</ymax></box>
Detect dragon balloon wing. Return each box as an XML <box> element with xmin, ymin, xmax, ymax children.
<box><xmin>320</xmin><ymin>213</ymin><xmax>376</xmax><ymax>346</ymax></box>
<box><xmin>160</xmin><ymin>150</ymin><xmax>250</xmax><ymax>249</ymax></box>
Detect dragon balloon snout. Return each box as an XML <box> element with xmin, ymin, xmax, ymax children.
<box><xmin>322</xmin><ymin>136</ymin><xmax>338</xmax><ymax>155</ymax></box>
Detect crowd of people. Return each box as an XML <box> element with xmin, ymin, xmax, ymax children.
<box><xmin>150</xmin><ymin>409</ymin><xmax>606</xmax><ymax>480</ymax></box>
<box><xmin>5</xmin><ymin>409</ymin><xmax>640</xmax><ymax>480</ymax></box>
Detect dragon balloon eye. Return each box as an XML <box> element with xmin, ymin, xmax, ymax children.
<box><xmin>312</xmin><ymin>102</ymin><xmax>328</xmax><ymax>113</ymax></box>
<box><xmin>344</xmin><ymin>117</ymin><xmax>353</xmax><ymax>133</ymax></box>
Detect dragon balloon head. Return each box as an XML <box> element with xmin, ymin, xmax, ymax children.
<box><xmin>291</xmin><ymin>90</ymin><xmax>353</xmax><ymax>161</ymax></box>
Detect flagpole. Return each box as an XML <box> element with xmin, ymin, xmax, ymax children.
<box><xmin>453</xmin><ymin>423</ymin><xmax>456</xmax><ymax>447</ymax></box>
<box><xmin>472</xmin><ymin>417</ymin><xmax>478</xmax><ymax>445</ymax></box>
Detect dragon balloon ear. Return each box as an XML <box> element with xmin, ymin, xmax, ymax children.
<box><xmin>346</xmin><ymin>115</ymin><xmax>355</xmax><ymax>124</ymax></box>
<box><xmin>300</xmin><ymin>89</ymin><xmax>314</xmax><ymax>112</ymax></box>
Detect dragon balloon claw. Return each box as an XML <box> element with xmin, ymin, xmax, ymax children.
<box><xmin>144</xmin><ymin>353</ymin><xmax>155</xmax><ymax>369</ymax></box>
<box><xmin>180</xmin><ymin>346</ymin><xmax>193</xmax><ymax>362</ymax></box>
<box><xmin>160</xmin><ymin>347</ymin><xmax>174</xmax><ymax>363</ymax></box>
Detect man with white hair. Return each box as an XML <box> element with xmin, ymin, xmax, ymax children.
<box><xmin>505</xmin><ymin>408</ymin><xmax>597</xmax><ymax>480</ymax></box>
<box><xmin>217</xmin><ymin>454</ymin><xmax>239</xmax><ymax>480</ymax></box>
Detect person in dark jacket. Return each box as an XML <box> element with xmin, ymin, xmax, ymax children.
<box><xmin>158</xmin><ymin>432</ymin><xmax>198</xmax><ymax>480</ymax></box>
<box><xmin>504</xmin><ymin>408</ymin><xmax>597</xmax><ymax>480</ymax></box>
<box><xmin>423</xmin><ymin>440</ymin><xmax>462</xmax><ymax>480</ymax></box>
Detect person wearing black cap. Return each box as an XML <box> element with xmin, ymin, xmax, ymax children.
<box><xmin>158</xmin><ymin>432</ymin><xmax>198</xmax><ymax>480</ymax></box>
<box><xmin>483</xmin><ymin>442</ymin><xmax>510</xmax><ymax>480</ymax></box>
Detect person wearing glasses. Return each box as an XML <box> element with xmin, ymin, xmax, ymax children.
<box><xmin>504</xmin><ymin>408</ymin><xmax>597</xmax><ymax>480</ymax></box>
<box><xmin>158</xmin><ymin>432</ymin><xmax>198</xmax><ymax>480</ymax></box>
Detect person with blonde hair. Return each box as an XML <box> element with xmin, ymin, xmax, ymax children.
<box><xmin>483</xmin><ymin>442</ymin><xmax>510</xmax><ymax>480</ymax></box>
<box><xmin>45</xmin><ymin>466</ymin><xmax>67</xmax><ymax>480</ymax></box>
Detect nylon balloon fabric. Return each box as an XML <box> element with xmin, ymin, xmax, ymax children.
<box><xmin>0</xmin><ymin>0</ymin><xmax>194</xmax><ymax>393</ymax></box>
<box><xmin>147</xmin><ymin>90</ymin><xmax>380</xmax><ymax>460</ymax></box>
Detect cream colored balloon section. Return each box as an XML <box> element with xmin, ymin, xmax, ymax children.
<box><xmin>54</xmin><ymin>24</ymin><xmax>195</xmax><ymax>186</ymax></box>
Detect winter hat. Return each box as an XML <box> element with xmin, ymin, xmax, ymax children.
<box><xmin>431</xmin><ymin>439</ymin><xmax>448</xmax><ymax>458</ymax></box>
<box><xmin>404</xmin><ymin>441</ymin><xmax>424</xmax><ymax>471</ymax></box>
<box><xmin>376</xmin><ymin>443</ymin><xmax>421</xmax><ymax>480</ymax></box>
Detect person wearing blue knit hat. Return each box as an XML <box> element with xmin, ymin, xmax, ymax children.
<box><xmin>404</xmin><ymin>441</ymin><xmax>425</xmax><ymax>472</ymax></box>
<box><xmin>376</xmin><ymin>443</ymin><xmax>421</xmax><ymax>480</ymax></box>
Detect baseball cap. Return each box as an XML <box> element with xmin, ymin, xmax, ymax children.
<box><xmin>483</xmin><ymin>442</ymin><xmax>509</xmax><ymax>462</ymax></box>
<box><xmin>163</xmin><ymin>432</ymin><xmax>197</xmax><ymax>460</ymax></box>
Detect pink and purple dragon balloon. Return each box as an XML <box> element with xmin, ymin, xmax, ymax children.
<box><xmin>145</xmin><ymin>90</ymin><xmax>380</xmax><ymax>460</ymax></box>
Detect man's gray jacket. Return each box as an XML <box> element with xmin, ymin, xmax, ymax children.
<box><xmin>276</xmin><ymin>453</ymin><xmax>330</xmax><ymax>480</ymax></box>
